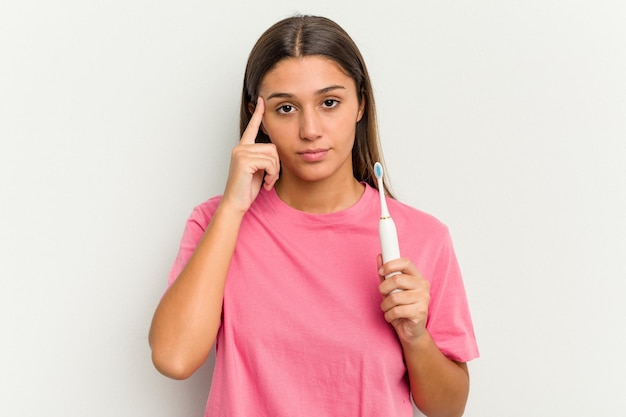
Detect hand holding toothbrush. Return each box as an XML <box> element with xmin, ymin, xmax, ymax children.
<box><xmin>374</xmin><ymin>161</ymin><xmax>430</xmax><ymax>344</ymax></box>
<box><xmin>378</xmin><ymin>255</ymin><xmax>431</xmax><ymax>344</ymax></box>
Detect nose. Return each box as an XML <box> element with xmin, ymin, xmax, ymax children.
<box><xmin>299</xmin><ymin>107</ymin><xmax>322</xmax><ymax>141</ymax></box>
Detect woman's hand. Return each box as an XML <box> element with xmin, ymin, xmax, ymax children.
<box><xmin>378</xmin><ymin>255</ymin><xmax>431</xmax><ymax>346</ymax></box>
<box><xmin>221</xmin><ymin>97</ymin><xmax>280</xmax><ymax>214</ymax></box>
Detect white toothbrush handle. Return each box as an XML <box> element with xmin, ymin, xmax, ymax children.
<box><xmin>379</xmin><ymin>218</ymin><xmax>402</xmax><ymax>293</ymax></box>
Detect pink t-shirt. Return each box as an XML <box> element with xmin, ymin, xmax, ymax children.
<box><xmin>168</xmin><ymin>184</ymin><xmax>479</xmax><ymax>417</ymax></box>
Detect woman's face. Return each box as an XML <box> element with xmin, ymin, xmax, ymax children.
<box><xmin>257</xmin><ymin>55</ymin><xmax>365</xmax><ymax>185</ymax></box>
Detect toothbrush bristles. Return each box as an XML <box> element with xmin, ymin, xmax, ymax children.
<box><xmin>374</xmin><ymin>162</ymin><xmax>383</xmax><ymax>179</ymax></box>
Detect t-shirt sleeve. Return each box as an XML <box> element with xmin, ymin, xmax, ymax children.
<box><xmin>425</xmin><ymin>229</ymin><xmax>479</xmax><ymax>363</ymax></box>
<box><xmin>167</xmin><ymin>197</ymin><xmax>221</xmax><ymax>287</ymax></box>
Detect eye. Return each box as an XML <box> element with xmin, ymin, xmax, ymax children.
<box><xmin>322</xmin><ymin>99</ymin><xmax>339</xmax><ymax>109</ymax></box>
<box><xmin>277</xmin><ymin>104</ymin><xmax>295</xmax><ymax>114</ymax></box>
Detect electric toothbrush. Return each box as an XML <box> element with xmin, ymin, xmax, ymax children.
<box><xmin>374</xmin><ymin>162</ymin><xmax>402</xmax><ymax>290</ymax></box>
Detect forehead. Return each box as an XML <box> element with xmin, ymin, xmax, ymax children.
<box><xmin>259</xmin><ymin>56</ymin><xmax>356</xmax><ymax>94</ymax></box>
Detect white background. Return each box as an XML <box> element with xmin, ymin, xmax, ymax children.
<box><xmin>1</xmin><ymin>1</ymin><xmax>625</xmax><ymax>416</ymax></box>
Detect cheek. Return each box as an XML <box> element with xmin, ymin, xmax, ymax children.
<box><xmin>261</xmin><ymin>117</ymin><xmax>287</xmax><ymax>140</ymax></box>
<box><xmin>330</xmin><ymin>117</ymin><xmax>359</xmax><ymax>141</ymax></box>
<box><xmin>263</xmin><ymin>120</ymin><xmax>304</xmax><ymax>151</ymax></box>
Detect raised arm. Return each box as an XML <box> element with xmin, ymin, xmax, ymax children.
<box><xmin>149</xmin><ymin>98</ymin><xmax>279</xmax><ymax>379</ymax></box>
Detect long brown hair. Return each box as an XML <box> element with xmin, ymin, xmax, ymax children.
<box><xmin>240</xmin><ymin>15</ymin><xmax>394</xmax><ymax>197</ymax></box>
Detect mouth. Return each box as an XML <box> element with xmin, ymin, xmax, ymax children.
<box><xmin>297</xmin><ymin>148</ymin><xmax>329</xmax><ymax>162</ymax></box>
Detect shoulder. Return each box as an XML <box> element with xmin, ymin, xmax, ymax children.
<box><xmin>186</xmin><ymin>195</ymin><xmax>223</xmax><ymax>229</ymax></box>
<box><xmin>387</xmin><ymin>197</ymin><xmax>450</xmax><ymax>239</ymax></box>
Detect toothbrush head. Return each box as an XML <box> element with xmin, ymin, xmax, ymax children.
<box><xmin>374</xmin><ymin>161</ymin><xmax>390</xmax><ymax>217</ymax></box>
<box><xmin>374</xmin><ymin>162</ymin><xmax>385</xmax><ymax>192</ymax></box>
<box><xmin>374</xmin><ymin>162</ymin><xmax>383</xmax><ymax>180</ymax></box>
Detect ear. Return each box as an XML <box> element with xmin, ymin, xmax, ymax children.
<box><xmin>357</xmin><ymin>93</ymin><xmax>366</xmax><ymax>122</ymax></box>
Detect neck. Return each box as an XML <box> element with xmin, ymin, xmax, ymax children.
<box><xmin>274</xmin><ymin>175</ymin><xmax>365</xmax><ymax>214</ymax></box>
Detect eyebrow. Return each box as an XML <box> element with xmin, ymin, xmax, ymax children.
<box><xmin>266</xmin><ymin>85</ymin><xmax>346</xmax><ymax>101</ymax></box>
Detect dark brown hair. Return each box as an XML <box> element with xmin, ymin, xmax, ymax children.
<box><xmin>240</xmin><ymin>15</ymin><xmax>393</xmax><ymax>196</ymax></box>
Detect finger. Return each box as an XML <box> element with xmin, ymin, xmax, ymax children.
<box><xmin>379</xmin><ymin>275</ymin><xmax>409</xmax><ymax>296</ymax></box>
<box><xmin>378</xmin><ymin>256</ymin><xmax>407</xmax><ymax>294</ymax></box>
<box><xmin>264</xmin><ymin>168</ymin><xmax>280</xmax><ymax>190</ymax></box>
<box><xmin>380</xmin><ymin>288</ymin><xmax>409</xmax><ymax>310</ymax></box>
<box><xmin>263</xmin><ymin>165</ymin><xmax>280</xmax><ymax>190</ymax></box>
<box><xmin>376</xmin><ymin>254</ymin><xmax>386</xmax><ymax>284</ymax></box>
<box><xmin>383</xmin><ymin>303</ymin><xmax>427</xmax><ymax>326</ymax></box>
<box><xmin>376</xmin><ymin>253</ymin><xmax>383</xmax><ymax>271</ymax></box>
<box><xmin>229</xmin><ymin>141</ymin><xmax>280</xmax><ymax>194</ymax></box>
<box><xmin>381</xmin><ymin>284</ymin><xmax>428</xmax><ymax>307</ymax></box>
<box><xmin>379</xmin><ymin>270</ymin><xmax>428</xmax><ymax>298</ymax></box>
<box><xmin>240</xmin><ymin>143</ymin><xmax>280</xmax><ymax>189</ymax></box>
<box><xmin>240</xmin><ymin>97</ymin><xmax>265</xmax><ymax>145</ymax></box>
<box><xmin>378</xmin><ymin>257</ymin><xmax>418</xmax><ymax>278</ymax></box>
<box><xmin>233</xmin><ymin>143</ymin><xmax>278</xmax><ymax>165</ymax></box>
<box><xmin>235</xmin><ymin>151</ymin><xmax>279</xmax><ymax>181</ymax></box>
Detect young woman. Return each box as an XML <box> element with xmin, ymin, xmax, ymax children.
<box><xmin>149</xmin><ymin>15</ymin><xmax>478</xmax><ymax>417</ymax></box>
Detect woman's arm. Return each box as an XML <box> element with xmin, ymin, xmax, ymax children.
<box><xmin>401</xmin><ymin>333</ymin><xmax>469</xmax><ymax>417</ymax></box>
<box><xmin>148</xmin><ymin>204</ymin><xmax>245</xmax><ymax>379</ymax></box>
<box><xmin>149</xmin><ymin>98</ymin><xmax>279</xmax><ymax>379</ymax></box>
<box><xmin>378</xmin><ymin>256</ymin><xmax>470</xmax><ymax>417</ymax></box>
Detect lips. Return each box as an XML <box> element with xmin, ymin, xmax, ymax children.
<box><xmin>298</xmin><ymin>148</ymin><xmax>329</xmax><ymax>162</ymax></box>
